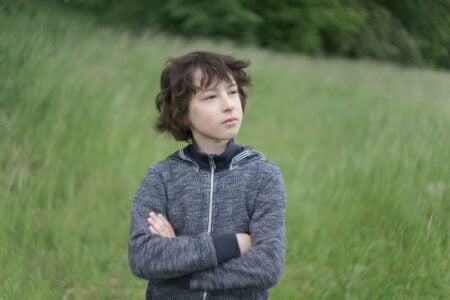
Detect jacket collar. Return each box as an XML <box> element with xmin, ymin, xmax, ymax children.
<box><xmin>172</xmin><ymin>139</ymin><xmax>265</xmax><ymax>171</ymax></box>
<box><xmin>183</xmin><ymin>139</ymin><xmax>244</xmax><ymax>171</ymax></box>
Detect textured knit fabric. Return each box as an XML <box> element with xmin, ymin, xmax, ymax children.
<box><xmin>128</xmin><ymin>142</ymin><xmax>286</xmax><ymax>299</ymax></box>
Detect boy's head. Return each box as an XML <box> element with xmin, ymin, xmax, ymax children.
<box><xmin>154</xmin><ymin>51</ymin><xmax>251</xmax><ymax>142</ymax></box>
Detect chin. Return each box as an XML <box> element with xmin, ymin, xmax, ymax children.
<box><xmin>216</xmin><ymin>129</ymin><xmax>240</xmax><ymax>141</ymax></box>
<box><xmin>225</xmin><ymin>134</ymin><xmax>238</xmax><ymax>140</ymax></box>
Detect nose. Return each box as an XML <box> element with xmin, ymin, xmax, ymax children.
<box><xmin>221</xmin><ymin>93</ymin><xmax>235</xmax><ymax>111</ymax></box>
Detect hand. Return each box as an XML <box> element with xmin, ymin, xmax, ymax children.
<box><xmin>236</xmin><ymin>233</ymin><xmax>252</xmax><ymax>254</ymax></box>
<box><xmin>147</xmin><ymin>212</ymin><xmax>176</xmax><ymax>238</ymax></box>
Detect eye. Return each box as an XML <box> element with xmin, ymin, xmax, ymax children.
<box><xmin>229</xmin><ymin>90</ymin><xmax>238</xmax><ymax>95</ymax></box>
<box><xmin>203</xmin><ymin>94</ymin><xmax>216</xmax><ymax>100</ymax></box>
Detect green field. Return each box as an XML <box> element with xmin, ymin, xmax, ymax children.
<box><xmin>1</xmin><ymin>3</ymin><xmax>449</xmax><ymax>299</ymax></box>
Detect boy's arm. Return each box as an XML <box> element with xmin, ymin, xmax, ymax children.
<box><xmin>128</xmin><ymin>166</ymin><xmax>219</xmax><ymax>281</ymax></box>
<box><xmin>148</xmin><ymin>213</ymin><xmax>252</xmax><ymax>257</ymax></box>
<box><xmin>189</xmin><ymin>167</ymin><xmax>286</xmax><ymax>292</ymax></box>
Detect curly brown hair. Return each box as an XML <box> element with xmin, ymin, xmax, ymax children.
<box><xmin>154</xmin><ymin>51</ymin><xmax>252</xmax><ymax>142</ymax></box>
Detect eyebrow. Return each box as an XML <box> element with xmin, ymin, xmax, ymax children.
<box><xmin>201</xmin><ymin>82</ymin><xmax>237</xmax><ymax>92</ymax></box>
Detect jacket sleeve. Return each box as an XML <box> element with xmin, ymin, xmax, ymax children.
<box><xmin>189</xmin><ymin>166</ymin><xmax>286</xmax><ymax>292</ymax></box>
<box><xmin>128</xmin><ymin>165</ymin><xmax>218</xmax><ymax>281</ymax></box>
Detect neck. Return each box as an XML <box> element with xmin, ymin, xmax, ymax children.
<box><xmin>193</xmin><ymin>139</ymin><xmax>229</xmax><ymax>155</ymax></box>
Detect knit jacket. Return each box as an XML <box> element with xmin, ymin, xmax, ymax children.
<box><xmin>128</xmin><ymin>141</ymin><xmax>286</xmax><ymax>299</ymax></box>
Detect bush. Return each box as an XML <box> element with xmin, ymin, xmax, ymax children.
<box><xmin>58</xmin><ymin>0</ymin><xmax>449</xmax><ymax>68</ymax></box>
<box><xmin>350</xmin><ymin>3</ymin><xmax>422</xmax><ymax>64</ymax></box>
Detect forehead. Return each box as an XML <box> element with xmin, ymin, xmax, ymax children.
<box><xmin>192</xmin><ymin>68</ymin><xmax>236</xmax><ymax>90</ymax></box>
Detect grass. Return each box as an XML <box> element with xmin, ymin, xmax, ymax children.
<box><xmin>1</xmin><ymin>2</ymin><xmax>449</xmax><ymax>299</ymax></box>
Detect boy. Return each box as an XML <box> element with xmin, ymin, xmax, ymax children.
<box><xmin>128</xmin><ymin>51</ymin><xmax>286</xmax><ymax>299</ymax></box>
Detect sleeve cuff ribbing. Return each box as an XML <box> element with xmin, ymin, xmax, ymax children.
<box><xmin>211</xmin><ymin>233</ymin><xmax>240</xmax><ymax>264</ymax></box>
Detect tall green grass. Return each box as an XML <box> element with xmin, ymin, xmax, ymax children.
<box><xmin>1</xmin><ymin>3</ymin><xmax>449</xmax><ymax>299</ymax></box>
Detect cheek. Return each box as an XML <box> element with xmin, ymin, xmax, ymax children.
<box><xmin>185</xmin><ymin>108</ymin><xmax>192</xmax><ymax>127</ymax></box>
<box><xmin>187</xmin><ymin>104</ymin><xmax>212</xmax><ymax>128</ymax></box>
<box><xmin>189</xmin><ymin>106</ymin><xmax>204</xmax><ymax>121</ymax></box>
<box><xmin>236</xmin><ymin>100</ymin><xmax>243</xmax><ymax>116</ymax></box>
<box><xmin>187</xmin><ymin>101</ymin><xmax>201</xmax><ymax>125</ymax></box>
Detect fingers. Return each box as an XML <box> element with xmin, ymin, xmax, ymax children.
<box><xmin>147</xmin><ymin>212</ymin><xmax>176</xmax><ymax>238</ymax></box>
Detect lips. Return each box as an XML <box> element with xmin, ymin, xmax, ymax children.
<box><xmin>222</xmin><ymin>117</ymin><xmax>238</xmax><ymax>125</ymax></box>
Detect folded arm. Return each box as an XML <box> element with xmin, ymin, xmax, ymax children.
<box><xmin>147</xmin><ymin>212</ymin><xmax>252</xmax><ymax>262</ymax></box>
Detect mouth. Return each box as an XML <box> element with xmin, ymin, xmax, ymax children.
<box><xmin>222</xmin><ymin>117</ymin><xmax>239</xmax><ymax>125</ymax></box>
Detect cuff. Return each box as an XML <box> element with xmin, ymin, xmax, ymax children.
<box><xmin>211</xmin><ymin>233</ymin><xmax>240</xmax><ymax>264</ymax></box>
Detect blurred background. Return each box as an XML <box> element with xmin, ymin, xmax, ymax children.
<box><xmin>1</xmin><ymin>0</ymin><xmax>449</xmax><ymax>299</ymax></box>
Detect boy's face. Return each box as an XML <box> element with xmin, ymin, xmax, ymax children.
<box><xmin>187</xmin><ymin>70</ymin><xmax>243</xmax><ymax>148</ymax></box>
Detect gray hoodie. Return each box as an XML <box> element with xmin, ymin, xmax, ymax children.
<box><xmin>128</xmin><ymin>142</ymin><xmax>286</xmax><ymax>299</ymax></box>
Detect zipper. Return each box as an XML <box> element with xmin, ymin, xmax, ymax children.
<box><xmin>207</xmin><ymin>156</ymin><xmax>215</xmax><ymax>233</ymax></box>
<box><xmin>203</xmin><ymin>156</ymin><xmax>216</xmax><ymax>300</ymax></box>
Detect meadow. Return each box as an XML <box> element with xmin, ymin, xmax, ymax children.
<box><xmin>1</xmin><ymin>3</ymin><xmax>449</xmax><ymax>299</ymax></box>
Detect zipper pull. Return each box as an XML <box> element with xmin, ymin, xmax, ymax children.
<box><xmin>207</xmin><ymin>155</ymin><xmax>216</xmax><ymax>169</ymax></box>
